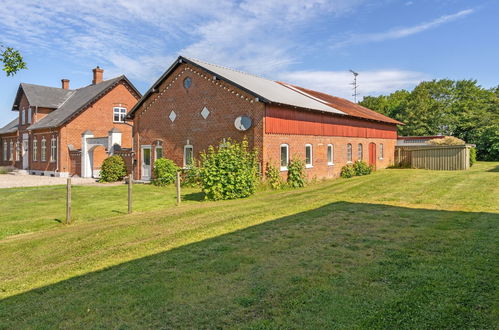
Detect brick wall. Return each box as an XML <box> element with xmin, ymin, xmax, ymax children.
<box><xmin>263</xmin><ymin>134</ymin><xmax>396</xmax><ymax>180</ymax></box>
<box><xmin>58</xmin><ymin>82</ymin><xmax>137</xmax><ymax>175</ymax></box>
<box><xmin>0</xmin><ymin>134</ymin><xmax>21</xmax><ymax>168</ymax></box>
<box><xmin>132</xmin><ymin>63</ymin><xmax>399</xmax><ymax>181</ymax></box>
<box><xmin>132</xmin><ymin>63</ymin><xmax>264</xmax><ymax>179</ymax></box>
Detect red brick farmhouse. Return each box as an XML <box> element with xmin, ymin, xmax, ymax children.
<box><xmin>127</xmin><ymin>56</ymin><xmax>403</xmax><ymax>181</ymax></box>
<box><xmin>0</xmin><ymin>67</ymin><xmax>141</xmax><ymax>177</ymax></box>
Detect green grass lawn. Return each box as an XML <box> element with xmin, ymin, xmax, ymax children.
<box><xmin>0</xmin><ymin>162</ymin><xmax>498</xmax><ymax>328</ymax></box>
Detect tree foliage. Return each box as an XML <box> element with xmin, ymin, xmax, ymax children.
<box><xmin>360</xmin><ymin>79</ymin><xmax>499</xmax><ymax>160</ymax></box>
<box><xmin>0</xmin><ymin>45</ymin><xmax>27</xmax><ymax>76</ymax></box>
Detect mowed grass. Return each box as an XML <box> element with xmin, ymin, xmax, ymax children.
<box><xmin>0</xmin><ymin>162</ymin><xmax>498</xmax><ymax>328</ymax></box>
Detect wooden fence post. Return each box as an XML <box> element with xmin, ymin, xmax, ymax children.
<box><xmin>176</xmin><ymin>171</ymin><xmax>181</xmax><ymax>205</ymax></box>
<box><xmin>66</xmin><ymin>178</ymin><xmax>71</xmax><ymax>224</ymax></box>
<box><xmin>128</xmin><ymin>174</ymin><xmax>133</xmax><ymax>214</ymax></box>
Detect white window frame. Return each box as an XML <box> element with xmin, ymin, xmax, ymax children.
<box><xmin>280</xmin><ymin>144</ymin><xmax>289</xmax><ymax>171</ymax></box>
<box><xmin>183</xmin><ymin>145</ymin><xmax>193</xmax><ymax>167</ymax></box>
<box><xmin>15</xmin><ymin>142</ymin><xmax>20</xmax><ymax>161</ymax></box>
<box><xmin>21</xmin><ymin>109</ymin><xmax>26</xmax><ymax>125</ymax></box>
<box><xmin>33</xmin><ymin>138</ymin><xmax>38</xmax><ymax>161</ymax></box>
<box><xmin>347</xmin><ymin>143</ymin><xmax>352</xmax><ymax>163</ymax></box>
<box><xmin>41</xmin><ymin>137</ymin><xmax>46</xmax><ymax>162</ymax></box>
<box><xmin>113</xmin><ymin>107</ymin><xmax>127</xmax><ymax>123</ymax></box>
<box><xmin>50</xmin><ymin>137</ymin><xmax>57</xmax><ymax>162</ymax></box>
<box><xmin>3</xmin><ymin>142</ymin><xmax>7</xmax><ymax>161</ymax></box>
<box><xmin>9</xmin><ymin>141</ymin><xmax>13</xmax><ymax>161</ymax></box>
<box><xmin>379</xmin><ymin>143</ymin><xmax>384</xmax><ymax>160</ymax></box>
<box><xmin>327</xmin><ymin>144</ymin><xmax>334</xmax><ymax>166</ymax></box>
<box><xmin>155</xmin><ymin>146</ymin><xmax>163</xmax><ymax>160</ymax></box>
<box><xmin>358</xmin><ymin>143</ymin><xmax>363</xmax><ymax>161</ymax></box>
<box><xmin>27</xmin><ymin>108</ymin><xmax>32</xmax><ymax>124</ymax></box>
<box><xmin>305</xmin><ymin>144</ymin><xmax>313</xmax><ymax>168</ymax></box>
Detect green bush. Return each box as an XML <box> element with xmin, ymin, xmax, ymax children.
<box><xmin>353</xmin><ymin>160</ymin><xmax>373</xmax><ymax>176</ymax></box>
<box><xmin>199</xmin><ymin>139</ymin><xmax>259</xmax><ymax>200</ymax></box>
<box><xmin>152</xmin><ymin>158</ymin><xmax>180</xmax><ymax>186</ymax></box>
<box><xmin>182</xmin><ymin>161</ymin><xmax>202</xmax><ymax>187</ymax></box>
<box><xmin>287</xmin><ymin>158</ymin><xmax>306</xmax><ymax>188</ymax></box>
<box><xmin>469</xmin><ymin>147</ymin><xmax>477</xmax><ymax>167</ymax></box>
<box><xmin>340</xmin><ymin>164</ymin><xmax>356</xmax><ymax>178</ymax></box>
<box><xmin>99</xmin><ymin>155</ymin><xmax>127</xmax><ymax>182</ymax></box>
<box><xmin>265</xmin><ymin>162</ymin><xmax>283</xmax><ymax>190</ymax></box>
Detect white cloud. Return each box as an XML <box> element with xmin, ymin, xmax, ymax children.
<box><xmin>0</xmin><ymin>0</ymin><xmax>365</xmax><ymax>82</ymax></box>
<box><xmin>333</xmin><ymin>8</ymin><xmax>474</xmax><ymax>48</ymax></box>
<box><xmin>279</xmin><ymin>69</ymin><xmax>429</xmax><ymax>100</ymax></box>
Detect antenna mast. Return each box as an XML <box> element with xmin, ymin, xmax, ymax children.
<box><xmin>349</xmin><ymin>69</ymin><xmax>359</xmax><ymax>103</ymax></box>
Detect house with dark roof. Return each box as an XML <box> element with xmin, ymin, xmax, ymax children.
<box><xmin>0</xmin><ymin>67</ymin><xmax>141</xmax><ymax>177</ymax></box>
<box><xmin>128</xmin><ymin>56</ymin><xmax>402</xmax><ymax>181</ymax></box>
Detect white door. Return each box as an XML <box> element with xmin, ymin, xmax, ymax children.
<box><xmin>22</xmin><ymin>138</ymin><xmax>29</xmax><ymax>169</ymax></box>
<box><xmin>141</xmin><ymin>146</ymin><xmax>152</xmax><ymax>180</ymax></box>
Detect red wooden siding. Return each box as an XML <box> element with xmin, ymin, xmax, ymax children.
<box><xmin>265</xmin><ymin>105</ymin><xmax>397</xmax><ymax>139</ymax></box>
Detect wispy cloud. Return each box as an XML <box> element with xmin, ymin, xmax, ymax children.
<box><xmin>0</xmin><ymin>0</ymin><xmax>364</xmax><ymax>81</ymax></box>
<box><xmin>279</xmin><ymin>69</ymin><xmax>429</xmax><ymax>100</ymax></box>
<box><xmin>333</xmin><ymin>8</ymin><xmax>474</xmax><ymax>48</ymax></box>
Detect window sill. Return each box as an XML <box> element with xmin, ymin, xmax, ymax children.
<box><xmin>280</xmin><ymin>167</ymin><xmax>288</xmax><ymax>172</ymax></box>
<box><xmin>305</xmin><ymin>165</ymin><xmax>313</xmax><ymax>169</ymax></box>
<box><xmin>327</xmin><ymin>163</ymin><xmax>334</xmax><ymax>166</ymax></box>
<box><xmin>379</xmin><ymin>158</ymin><xmax>384</xmax><ymax>160</ymax></box>
<box><xmin>113</xmin><ymin>121</ymin><xmax>127</xmax><ymax>124</ymax></box>
<box><xmin>346</xmin><ymin>161</ymin><xmax>353</xmax><ymax>164</ymax></box>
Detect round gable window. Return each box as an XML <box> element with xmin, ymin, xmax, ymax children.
<box><xmin>183</xmin><ymin>77</ymin><xmax>192</xmax><ymax>89</ymax></box>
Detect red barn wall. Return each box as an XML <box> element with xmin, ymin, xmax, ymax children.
<box><xmin>263</xmin><ymin>105</ymin><xmax>397</xmax><ymax>179</ymax></box>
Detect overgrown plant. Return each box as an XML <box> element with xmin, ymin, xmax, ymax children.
<box><xmin>340</xmin><ymin>164</ymin><xmax>356</xmax><ymax>178</ymax></box>
<box><xmin>182</xmin><ymin>161</ymin><xmax>202</xmax><ymax>187</ymax></box>
<box><xmin>199</xmin><ymin>138</ymin><xmax>259</xmax><ymax>200</ymax></box>
<box><xmin>287</xmin><ymin>158</ymin><xmax>306</xmax><ymax>188</ymax></box>
<box><xmin>469</xmin><ymin>147</ymin><xmax>477</xmax><ymax>167</ymax></box>
<box><xmin>152</xmin><ymin>158</ymin><xmax>179</xmax><ymax>186</ymax></box>
<box><xmin>99</xmin><ymin>155</ymin><xmax>127</xmax><ymax>182</ymax></box>
<box><xmin>265</xmin><ymin>162</ymin><xmax>283</xmax><ymax>190</ymax></box>
<box><xmin>353</xmin><ymin>160</ymin><xmax>373</xmax><ymax>176</ymax></box>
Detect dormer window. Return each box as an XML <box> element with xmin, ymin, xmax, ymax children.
<box><xmin>113</xmin><ymin>107</ymin><xmax>127</xmax><ymax>123</ymax></box>
<box><xmin>21</xmin><ymin>109</ymin><xmax>26</xmax><ymax>125</ymax></box>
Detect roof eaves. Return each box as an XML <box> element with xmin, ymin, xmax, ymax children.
<box><xmin>127</xmin><ymin>56</ymin><xmax>269</xmax><ymax>119</ymax></box>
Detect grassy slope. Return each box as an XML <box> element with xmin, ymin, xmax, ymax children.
<box><xmin>0</xmin><ymin>162</ymin><xmax>498</xmax><ymax>328</ymax></box>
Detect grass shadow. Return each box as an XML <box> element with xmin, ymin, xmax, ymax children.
<box><xmin>182</xmin><ymin>191</ymin><xmax>205</xmax><ymax>202</ymax></box>
<box><xmin>487</xmin><ymin>165</ymin><xmax>499</xmax><ymax>172</ymax></box>
<box><xmin>53</xmin><ymin>219</ymin><xmax>63</xmax><ymax>224</ymax></box>
<box><xmin>0</xmin><ymin>202</ymin><xmax>497</xmax><ymax>329</ymax></box>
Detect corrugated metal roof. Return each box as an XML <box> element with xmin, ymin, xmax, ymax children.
<box><xmin>128</xmin><ymin>56</ymin><xmax>402</xmax><ymax>125</ymax></box>
<box><xmin>184</xmin><ymin>57</ymin><xmax>345</xmax><ymax>115</ymax></box>
<box><xmin>0</xmin><ymin>118</ymin><xmax>19</xmax><ymax>135</ymax></box>
<box><xmin>28</xmin><ymin>76</ymin><xmax>126</xmax><ymax>130</ymax></box>
<box><xmin>281</xmin><ymin>83</ymin><xmax>403</xmax><ymax>125</ymax></box>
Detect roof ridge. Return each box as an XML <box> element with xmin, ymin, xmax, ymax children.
<box><xmin>183</xmin><ymin>56</ymin><xmax>276</xmax><ymax>83</ymax></box>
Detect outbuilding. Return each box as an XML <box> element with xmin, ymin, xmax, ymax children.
<box><xmin>127</xmin><ymin>56</ymin><xmax>402</xmax><ymax>181</ymax></box>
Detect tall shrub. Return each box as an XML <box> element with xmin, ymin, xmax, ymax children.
<box><xmin>99</xmin><ymin>155</ymin><xmax>127</xmax><ymax>182</ymax></box>
<box><xmin>199</xmin><ymin>139</ymin><xmax>259</xmax><ymax>200</ymax></box>
<box><xmin>287</xmin><ymin>158</ymin><xmax>306</xmax><ymax>188</ymax></box>
<box><xmin>265</xmin><ymin>162</ymin><xmax>283</xmax><ymax>190</ymax></box>
<box><xmin>152</xmin><ymin>158</ymin><xmax>179</xmax><ymax>186</ymax></box>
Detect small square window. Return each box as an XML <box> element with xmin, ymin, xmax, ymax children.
<box><xmin>113</xmin><ymin>107</ymin><xmax>127</xmax><ymax>122</ymax></box>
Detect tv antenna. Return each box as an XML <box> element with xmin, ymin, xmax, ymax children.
<box><xmin>349</xmin><ymin>69</ymin><xmax>359</xmax><ymax>103</ymax></box>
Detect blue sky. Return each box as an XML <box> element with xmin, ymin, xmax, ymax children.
<box><xmin>1</xmin><ymin>0</ymin><xmax>498</xmax><ymax>127</ymax></box>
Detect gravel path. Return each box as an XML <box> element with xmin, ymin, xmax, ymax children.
<box><xmin>0</xmin><ymin>174</ymin><xmax>116</xmax><ymax>188</ymax></box>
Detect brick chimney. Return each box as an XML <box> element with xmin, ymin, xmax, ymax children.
<box><xmin>61</xmin><ymin>79</ymin><xmax>70</xmax><ymax>90</ymax></box>
<box><xmin>92</xmin><ymin>66</ymin><xmax>104</xmax><ymax>85</ymax></box>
